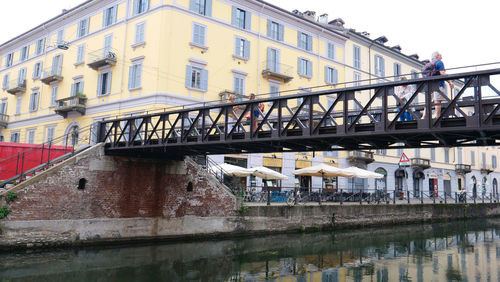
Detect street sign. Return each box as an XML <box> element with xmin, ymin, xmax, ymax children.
<box><xmin>399</xmin><ymin>153</ymin><xmax>410</xmax><ymax>167</ymax></box>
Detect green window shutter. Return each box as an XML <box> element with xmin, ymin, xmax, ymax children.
<box><xmin>307</xmin><ymin>60</ymin><xmax>312</xmax><ymax>77</ymax></box>
<box><xmin>189</xmin><ymin>0</ymin><xmax>196</xmax><ymax>12</ymax></box>
<box><xmin>97</xmin><ymin>74</ymin><xmax>102</xmax><ymax>96</ymax></box>
<box><xmin>278</xmin><ymin>24</ymin><xmax>284</xmax><ymax>41</ymax></box>
<box><xmin>266</xmin><ymin>19</ymin><xmax>271</xmax><ymax>37</ymax></box>
<box><xmin>201</xmin><ymin>69</ymin><xmax>208</xmax><ymax>91</ymax></box>
<box><xmin>266</xmin><ymin>47</ymin><xmax>271</xmax><ymax>70</ymax></box>
<box><xmin>135</xmin><ymin>64</ymin><xmax>142</xmax><ymax>88</ymax></box>
<box><xmin>185</xmin><ymin>65</ymin><xmax>192</xmax><ymax>88</ymax></box>
<box><xmin>333</xmin><ymin>68</ymin><xmax>338</xmax><ymax>84</ymax></box>
<box><xmin>234</xmin><ymin>37</ymin><xmax>241</xmax><ymax>56</ymax></box>
<box><xmin>298</xmin><ymin>58</ymin><xmax>302</xmax><ymax>75</ymax></box>
<box><xmin>106</xmin><ymin>72</ymin><xmax>112</xmax><ymax>94</ymax></box>
<box><xmin>324</xmin><ymin>66</ymin><xmax>329</xmax><ymax>83</ymax></box>
<box><xmin>79</xmin><ymin>81</ymin><xmax>84</xmax><ymax>94</ymax></box>
<box><xmin>231</xmin><ymin>6</ymin><xmax>238</xmax><ymax>26</ymax></box>
<box><xmin>244</xmin><ymin>40</ymin><xmax>250</xmax><ymax>59</ymax></box>
<box><xmin>276</xmin><ymin>49</ymin><xmax>281</xmax><ymax>73</ymax></box>
<box><xmin>307</xmin><ymin>35</ymin><xmax>312</xmax><ymax>51</ymax></box>
<box><xmin>205</xmin><ymin>0</ymin><xmax>212</xmax><ymax>17</ymax></box>
<box><xmin>297</xmin><ymin>32</ymin><xmax>301</xmax><ymax>48</ymax></box>
<box><xmin>128</xmin><ymin>66</ymin><xmax>134</xmax><ymax>89</ymax></box>
<box><xmin>133</xmin><ymin>0</ymin><xmax>140</xmax><ymax>15</ymax></box>
<box><xmin>71</xmin><ymin>83</ymin><xmax>76</xmax><ymax>96</ymax></box>
<box><xmin>244</xmin><ymin>11</ymin><xmax>251</xmax><ymax>30</ymax></box>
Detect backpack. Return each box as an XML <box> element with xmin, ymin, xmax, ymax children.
<box><xmin>421</xmin><ymin>62</ymin><xmax>436</xmax><ymax>77</ymax></box>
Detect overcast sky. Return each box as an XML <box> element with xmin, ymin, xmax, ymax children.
<box><xmin>1</xmin><ymin>0</ymin><xmax>499</xmax><ymax>72</ymax></box>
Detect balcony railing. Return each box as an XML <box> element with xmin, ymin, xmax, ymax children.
<box><xmin>261</xmin><ymin>61</ymin><xmax>294</xmax><ymax>83</ymax></box>
<box><xmin>6</xmin><ymin>79</ymin><xmax>26</xmax><ymax>94</ymax></box>
<box><xmin>455</xmin><ymin>164</ymin><xmax>472</xmax><ymax>174</ymax></box>
<box><xmin>55</xmin><ymin>96</ymin><xmax>87</xmax><ymax>118</ymax></box>
<box><xmin>87</xmin><ymin>48</ymin><xmax>117</xmax><ymax>70</ymax></box>
<box><xmin>411</xmin><ymin>158</ymin><xmax>431</xmax><ymax>169</ymax></box>
<box><xmin>0</xmin><ymin>113</ymin><xmax>8</xmax><ymax>128</ymax></box>
<box><xmin>41</xmin><ymin>66</ymin><xmax>63</xmax><ymax>85</ymax></box>
<box><xmin>347</xmin><ymin>151</ymin><xmax>375</xmax><ymax>164</ymax></box>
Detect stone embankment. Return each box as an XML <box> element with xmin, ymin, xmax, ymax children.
<box><xmin>0</xmin><ymin>144</ymin><xmax>499</xmax><ymax>249</ymax></box>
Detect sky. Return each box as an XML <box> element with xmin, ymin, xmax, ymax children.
<box><xmin>1</xmin><ymin>0</ymin><xmax>499</xmax><ymax>72</ymax></box>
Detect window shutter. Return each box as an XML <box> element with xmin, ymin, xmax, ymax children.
<box><xmin>34</xmin><ymin>93</ymin><xmax>39</xmax><ymax>110</ymax></box>
<box><xmin>29</xmin><ymin>94</ymin><xmax>33</xmax><ymax>111</ymax></box>
<box><xmin>244</xmin><ymin>11</ymin><xmax>251</xmax><ymax>30</ymax></box>
<box><xmin>278</xmin><ymin>24</ymin><xmax>284</xmax><ymax>41</ymax></box>
<box><xmin>266</xmin><ymin>20</ymin><xmax>271</xmax><ymax>37</ymax></box>
<box><xmin>193</xmin><ymin>25</ymin><xmax>200</xmax><ymax>44</ymax></box>
<box><xmin>381</xmin><ymin>58</ymin><xmax>385</xmax><ymax>77</ymax></box>
<box><xmin>112</xmin><ymin>6</ymin><xmax>117</xmax><ymax>23</ymax></box>
<box><xmin>200</xmin><ymin>26</ymin><xmax>206</xmax><ymax>45</ymax></box>
<box><xmin>231</xmin><ymin>6</ymin><xmax>238</xmax><ymax>26</ymax></box>
<box><xmin>307</xmin><ymin>60</ymin><xmax>312</xmax><ymax>77</ymax></box>
<box><xmin>244</xmin><ymin>40</ymin><xmax>250</xmax><ymax>59</ymax></box>
<box><xmin>234</xmin><ymin>37</ymin><xmax>240</xmax><ymax>56</ymax></box>
<box><xmin>297</xmin><ymin>58</ymin><xmax>302</xmax><ymax>75</ymax></box>
<box><xmin>297</xmin><ymin>32</ymin><xmax>301</xmax><ymax>48</ymax></box>
<box><xmin>84</xmin><ymin>18</ymin><xmax>89</xmax><ymax>35</ymax></box>
<box><xmin>185</xmin><ymin>65</ymin><xmax>192</xmax><ymax>88</ymax></box>
<box><xmin>133</xmin><ymin>0</ymin><xmax>140</xmax><ymax>15</ymax></box>
<box><xmin>333</xmin><ymin>68</ymin><xmax>338</xmax><ymax>84</ymax></box>
<box><xmin>106</xmin><ymin>71</ymin><xmax>112</xmax><ymax>94</ymax></box>
<box><xmin>97</xmin><ymin>74</ymin><xmax>103</xmax><ymax>96</ymax></box>
<box><xmin>276</xmin><ymin>49</ymin><xmax>281</xmax><ymax>73</ymax></box>
<box><xmin>201</xmin><ymin>69</ymin><xmax>208</xmax><ymax>91</ymax></box>
<box><xmin>128</xmin><ymin>66</ymin><xmax>134</xmax><ymax>89</ymax></box>
<box><xmin>233</xmin><ymin>77</ymin><xmax>237</xmax><ymax>93</ymax></box>
<box><xmin>266</xmin><ymin>47</ymin><xmax>271</xmax><ymax>70</ymax></box>
<box><xmin>205</xmin><ymin>0</ymin><xmax>212</xmax><ymax>17</ymax></box>
<box><xmin>102</xmin><ymin>8</ymin><xmax>107</xmax><ymax>27</ymax></box>
<box><xmin>79</xmin><ymin>81</ymin><xmax>84</xmax><ymax>94</ymax></box>
<box><xmin>145</xmin><ymin>0</ymin><xmax>150</xmax><ymax>11</ymax></box>
<box><xmin>307</xmin><ymin>35</ymin><xmax>312</xmax><ymax>51</ymax></box>
<box><xmin>135</xmin><ymin>65</ymin><xmax>142</xmax><ymax>88</ymax></box>
<box><xmin>189</xmin><ymin>0</ymin><xmax>196</xmax><ymax>12</ymax></box>
<box><xmin>324</xmin><ymin>66</ymin><xmax>329</xmax><ymax>83</ymax></box>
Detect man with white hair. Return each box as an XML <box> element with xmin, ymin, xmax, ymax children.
<box><xmin>431</xmin><ymin>51</ymin><xmax>454</xmax><ymax>117</ymax></box>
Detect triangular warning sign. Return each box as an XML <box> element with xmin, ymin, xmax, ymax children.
<box><xmin>399</xmin><ymin>153</ymin><xmax>410</xmax><ymax>163</ymax></box>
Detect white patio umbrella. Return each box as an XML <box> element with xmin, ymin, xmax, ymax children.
<box><xmin>249</xmin><ymin>166</ymin><xmax>288</xmax><ymax>180</ymax></box>
<box><xmin>344</xmin><ymin>166</ymin><xmax>385</xmax><ymax>179</ymax></box>
<box><xmin>209</xmin><ymin>163</ymin><xmax>253</xmax><ymax>177</ymax></box>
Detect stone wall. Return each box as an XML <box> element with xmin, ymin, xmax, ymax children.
<box><xmin>0</xmin><ymin>144</ymin><xmax>237</xmax><ymax>221</ymax></box>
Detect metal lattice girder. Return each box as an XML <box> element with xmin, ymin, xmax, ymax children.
<box><xmin>99</xmin><ymin>68</ymin><xmax>500</xmax><ymax>157</ymax></box>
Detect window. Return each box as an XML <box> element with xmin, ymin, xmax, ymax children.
<box><xmin>97</xmin><ymin>71</ymin><xmax>112</xmax><ymax>96</ymax></box>
<box><xmin>471</xmin><ymin>151</ymin><xmax>475</xmax><ymax>165</ymax></box>
<box><xmin>35</xmin><ymin>38</ymin><xmax>45</xmax><ymax>55</ymax></box>
<box><xmin>233</xmin><ymin>76</ymin><xmax>244</xmax><ymax>95</ymax></box>
<box><xmin>103</xmin><ymin>34</ymin><xmax>113</xmax><ymax>56</ymax></box>
<box><xmin>2</xmin><ymin>74</ymin><xmax>9</xmax><ymax>89</ymax></box>
<box><xmin>234</xmin><ymin>37</ymin><xmax>250</xmax><ymax>59</ymax></box>
<box><xmin>128</xmin><ymin>63</ymin><xmax>142</xmax><ymax>89</ymax></box>
<box><xmin>33</xmin><ymin>62</ymin><xmax>43</xmax><ymax>79</ymax></box>
<box><xmin>270</xmin><ymin>84</ymin><xmax>279</xmax><ymax>98</ymax></box>
<box><xmin>394</xmin><ymin>63</ymin><xmax>401</xmax><ymax>80</ymax></box>
<box><xmin>134</xmin><ymin>22</ymin><xmax>146</xmax><ymax>44</ymax></box>
<box><xmin>27</xmin><ymin>129</ymin><xmax>35</xmax><ymax>144</ymax></box>
<box><xmin>133</xmin><ymin>0</ymin><xmax>149</xmax><ymax>15</ymax></box>
<box><xmin>231</xmin><ymin>7</ymin><xmax>251</xmax><ymax>30</ymax></box>
<box><xmin>325</xmin><ymin>66</ymin><xmax>338</xmax><ymax>84</ymax></box>
<box><xmin>190</xmin><ymin>0</ymin><xmax>212</xmax><ymax>16</ymax></box>
<box><xmin>103</xmin><ymin>5</ymin><xmax>117</xmax><ymax>27</ymax></box>
<box><xmin>77</xmin><ymin>18</ymin><xmax>90</xmax><ymax>38</ymax></box>
<box><xmin>50</xmin><ymin>86</ymin><xmax>58</xmax><ymax>107</ymax></box>
<box><xmin>444</xmin><ymin>148</ymin><xmax>450</xmax><ymax>163</ymax></box>
<box><xmin>374</xmin><ymin>55</ymin><xmax>385</xmax><ymax>78</ymax></box>
<box><xmin>185</xmin><ymin>65</ymin><xmax>208</xmax><ymax>91</ymax></box>
<box><xmin>10</xmin><ymin>132</ymin><xmax>20</xmax><ymax>143</ymax></box>
<box><xmin>297</xmin><ymin>57</ymin><xmax>312</xmax><ymax>78</ymax></box>
<box><xmin>0</xmin><ymin>101</ymin><xmax>7</xmax><ymax>116</ymax></box>
<box><xmin>5</xmin><ymin>53</ymin><xmax>13</xmax><ymax>67</ymax></box>
<box><xmin>353</xmin><ymin>45</ymin><xmax>361</xmax><ymax>69</ymax></box>
<box><xmin>267</xmin><ymin>20</ymin><xmax>283</xmax><ymax>41</ymax></box>
<box><xmin>46</xmin><ymin>127</ymin><xmax>55</xmax><ymax>143</ymax></box>
<box><xmin>353</xmin><ymin>72</ymin><xmax>361</xmax><ymax>87</ymax></box>
<box><xmin>17</xmin><ymin>68</ymin><xmax>26</xmax><ymax>85</ymax></box>
<box><xmin>29</xmin><ymin>92</ymin><xmax>39</xmax><ymax>112</ymax></box>
<box><xmin>71</xmin><ymin>81</ymin><xmax>84</xmax><ymax>96</ymax></box>
<box><xmin>56</xmin><ymin>29</ymin><xmax>65</xmax><ymax>45</ymax></box>
<box><xmin>266</xmin><ymin>48</ymin><xmax>280</xmax><ymax>73</ymax></box>
<box><xmin>298</xmin><ymin>32</ymin><xmax>312</xmax><ymax>51</ymax></box>
<box><xmin>51</xmin><ymin>54</ymin><xmax>63</xmax><ymax>76</ymax></box>
<box><xmin>192</xmin><ymin>23</ymin><xmax>206</xmax><ymax>46</ymax></box>
<box><xmin>482</xmin><ymin>152</ymin><xmax>486</xmax><ymax>168</ymax></box>
<box><xmin>458</xmin><ymin>147</ymin><xmax>463</xmax><ymax>164</ymax></box>
<box><xmin>431</xmin><ymin>147</ymin><xmax>436</xmax><ymax>161</ymax></box>
<box><xmin>76</xmin><ymin>44</ymin><xmax>85</xmax><ymax>64</ymax></box>
<box><xmin>376</xmin><ymin>149</ymin><xmax>386</xmax><ymax>155</ymax></box>
<box><xmin>20</xmin><ymin>45</ymin><xmax>29</xmax><ymax>61</ymax></box>
<box><xmin>493</xmin><ymin>155</ymin><xmax>497</xmax><ymax>168</ymax></box>
<box><xmin>327</xmin><ymin>43</ymin><xmax>335</xmax><ymax>60</ymax></box>
<box><xmin>15</xmin><ymin>95</ymin><xmax>22</xmax><ymax>115</ymax></box>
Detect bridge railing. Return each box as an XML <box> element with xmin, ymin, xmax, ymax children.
<box><xmin>98</xmin><ymin>68</ymin><xmax>500</xmax><ymax>155</ymax></box>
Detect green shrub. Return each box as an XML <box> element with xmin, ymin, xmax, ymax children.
<box><xmin>238</xmin><ymin>204</ymin><xmax>248</xmax><ymax>215</ymax></box>
<box><xmin>6</xmin><ymin>192</ymin><xmax>18</xmax><ymax>202</ymax></box>
<box><xmin>0</xmin><ymin>206</ymin><xmax>10</xmax><ymax>219</ymax></box>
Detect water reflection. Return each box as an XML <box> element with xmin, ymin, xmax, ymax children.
<box><xmin>0</xmin><ymin>219</ymin><xmax>499</xmax><ymax>281</ymax></box>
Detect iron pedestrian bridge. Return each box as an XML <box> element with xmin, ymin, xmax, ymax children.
<box><xmin>98</xmin><ymin>68</ymin><xmax>500</xmax><ymax>158</ymax></box>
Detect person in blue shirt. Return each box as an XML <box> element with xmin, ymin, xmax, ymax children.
<box><xmin>431</xmin><ymin>52</ymin><xmax>454</xmax><ymax>118</ymax></box>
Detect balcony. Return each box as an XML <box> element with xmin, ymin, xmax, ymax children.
<box><xmin>0</xmin><ymin>114</ymin><xmax>8</xmax><ymax>128</ymax></box>
<box><xmin>481</xmin><ymin>167</ymin><xmax>493</xmax><ymax>175</ymax></box>
<box><xmin>6</xmin><ymin>79</ymin><xmax>26</xmax><ymax>94</ymax></box>
<box><xmin>347</xmin><ymin>151</ymin><xmax>374</xmax><ymax>164</ymax></box>
<box><xmin>261</xmin><ymin>61</ymin><xmax>293</xmax><ymax>83</ymax></box>
<box><xmin>41</xmin><ymin>66</ymin><xmax>63</xmax><ymax>85</ymax></box>
<box><xmin>55</xmin><ymin>96</ymin><xmax>87</xmax><ymax>118</ymax></box>
<box><xmin>411</xmin><ymin>158</ymin><xmax>431</xmax><ymax>169</ymax></box>
<box><xmin>455</xmin><ymin>164</ymin><xmax>472</xmax><ymax>174</ymax></box>
<box><xmin>218</xmin><ymin>90</ymin><xmax>246</xmax><ymax>102</ymax></box>
<box><xmin>87</xmin><ymin>48</ymin><xmax>117</xmax><ymax>70</ymax></box>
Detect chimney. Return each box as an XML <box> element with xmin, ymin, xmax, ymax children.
<box><xmin>328</xmin><ymin>18</ymin><xmax>345</xmax><ymax>27</ymax></box>
<box><xmin>361</xmin><ymin>31</ymin><xmax>370</xmax><ymax>37</ymax></box>
<box><xmin>303</xmin><ymin>10</ymin><xmax>316</xmax><ymax>21</ymax></box>
<box><xmin>62</xmin><ymin>9</ymin><xmax>68</xmax><ymax>14</ymax></box>
<box><xmin>391</xmin><ymin>45</ymin><xmax>402</xmax><ymax>52</ymax></box>
<box><xmin>374</xmin><ymin>35</ymin><xmax>388</xmax><ymax>44</ymax></box>
<box><xmin>318</xmin><ymin>13</ymin><xmax>328</xmax><ymax>24</ymax></box>
<box><xmin>292</xmin><ymin>10</ymin><xmax>303</xmax><ymax>16</ymax></box>
<box><xmin>409</xmin><ymin>54</ymin><xmax>419</xmax><ymax>60</ymax></box>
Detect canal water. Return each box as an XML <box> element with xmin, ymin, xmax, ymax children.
<box><xmin>0</xmin><ymin>219</ymin><xmax>499</xmax><ymax>282</ymax></box>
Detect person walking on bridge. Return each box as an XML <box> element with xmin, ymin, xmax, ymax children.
<box><xmin>431</xmin><ymin>51</ymin><xmax>454</xmax><ymax>118</ymax></box>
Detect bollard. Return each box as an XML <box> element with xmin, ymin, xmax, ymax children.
<box><xmin>393</xmin><ymin>190</ymin><xmax>396</xmax><ymax>204</ymax></box>
<box><xmin>444</xmin><ymin>192</ymin><xmax>447</xmax><ymax>204</ymax></box>
<box><xmin>294</xmin><ymin>188</ymin><xmax>298</xmax><ymax>205</ymax></box>
<box><xmin>421</xmin><ymin>189</ymin><xmax>423</xmax><ymax>204</ymax></box>
<box><xmin>482</xmin><ymin>194</ymin><xmax>484</xmax><ymax>203</ymax></box>
<box><xmin>433</xmin><ymin>192</ymin><xmax>435</xmax><ymax>204</ymax></box>
<box><xmin>465</xmin><ymin>192</ymin><xmax>467</xmax><ymax>204</ymax></box>
<box><xmin>407</xmin><ymin>190</ymin><xmax>410</xmax><ymax>204</ymax></box>
<box><xmin>490</xmin><ymin>192</ymin><xmax>492</xmax><ymax>203</ymax></box>
<box><xmin>473</xmin><ymin>194</ymin><xmax>476</xmax><ymax>204</ymax></box>
<box><xmin>340</xmin><ymin>189</ymin><xmax>343</xmax><ymax>205</ymax></box>
<box><xmin>267</xmin><ymin>189</ymin><xmax>270</xmax><ymax>206</ymax></box>
<box><xmin>360</xmin><ymin>188</ymin><xmax>363</xmax><ymax>205</ymax></box>
<box><xmin>454</xmin><ymin>192</ymin><xmax>457</xmax><ymax>204</ymax></box>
